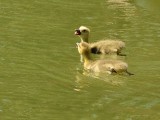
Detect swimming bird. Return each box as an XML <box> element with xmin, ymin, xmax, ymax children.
<box><xmin>76</xmin><ymin>42</ymin><xmax>133</xmax><ymax>75</ymax></box>
<box><xmin>75</xmin><ymin>26</ymin><xmax>125</xmax><ymax>55</ymax></box>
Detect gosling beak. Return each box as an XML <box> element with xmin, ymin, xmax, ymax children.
<box><xmin>76</xmin><ymin>43</ymin><xmax>80</xmax><ymax>47</ymax></box>
<box><xmin>75</xmin><ymin>29</ymin><xmax>81</xmax><ymax>35</ymax></box>
<box><xmin>76</xmin><ymin>42</ymin><xmax>81</xmax><ymax>48</ymax></box>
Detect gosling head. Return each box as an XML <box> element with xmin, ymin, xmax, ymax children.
<box><xmin>75</xmin><ymin>26</ymin><xmax>90</xmax><ymax>42</ymax></box>
<box><xmin>76</xmin><ymin>42</ymin><xmax>90</xmax><ymax>56</ymax></box>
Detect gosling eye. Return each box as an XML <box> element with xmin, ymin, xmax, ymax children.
<box><xmin>82</xmin><ymin>30</ymin><xmax>86</xmax><ymax>32</ymax></box>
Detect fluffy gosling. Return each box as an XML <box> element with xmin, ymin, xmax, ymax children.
<box><xmin>76</xmin><ymin>42</ymin><xmax>133</xmax><ymax>75</ymax></box>
<box><xmin>75</xmin><ymin>26</ymin><xmax>125</xmax><ymax>55</ymax></box>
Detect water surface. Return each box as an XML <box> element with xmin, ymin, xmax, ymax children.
<box><xmin>0</xmin><ymin>0</ymin><xmax>160</xmax><ymax>120</ymax></box>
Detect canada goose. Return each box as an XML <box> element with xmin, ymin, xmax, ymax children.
<box><xmin>76</xmin><ymin>42</ymin><xmax>133</xmax><ymax>75</ymax></box>
<box><xmin>75</xmin><ymin>26</ymin><xmax>125</xmax><ymax>55</ymax></box>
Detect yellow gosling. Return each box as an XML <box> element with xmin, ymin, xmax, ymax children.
<box><xmin>76</xmin><ymin>42</ymin><xmax>133</xmax><ymax>75</ymax></box>
<box><xmin>75</xmin><ymin>26</ymin><xmax>125</xmax><ymax>55</ymax></box>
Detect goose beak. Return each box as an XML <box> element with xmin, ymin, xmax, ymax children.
<box><xmin>75</xmin><ymin>29</ymin><xmax>81</xmax><ymax>35</ymax></box>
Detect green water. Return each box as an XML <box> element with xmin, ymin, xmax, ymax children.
<box><xmin>0</xmin><ymin>0</ymin><xmax>160</xmax><ymax>120</ymax></box>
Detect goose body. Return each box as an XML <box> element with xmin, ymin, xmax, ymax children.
<box><xmin>76</xmin><ymin>42</ymin><xmax>133</xmax><ymax>75</ymax></box>
<box><xmin>75</xmin><ymin>26</ymin><xmax>125</xmax><ymax>55</ymax></box>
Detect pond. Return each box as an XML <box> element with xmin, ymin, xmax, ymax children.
<box><xmin>0</xmin><ymin>0</ymin><xmax>160</xmax><ymax>120</ymax></box>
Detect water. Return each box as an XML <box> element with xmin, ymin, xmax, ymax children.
<box><xmin>0</xmin><ymin>0</ymin><xmax>160</xmax><ymax>120</ymax></box>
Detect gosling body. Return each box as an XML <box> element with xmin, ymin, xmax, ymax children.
<box><xmin>77</xmin><ymin>42</ymin><xmax>133</xmax><ymax>75</ymax></box>
<box><xmin>75</xmin><ymin>26</ymin><xmax>125</xmax><ymax>55</ymax></box>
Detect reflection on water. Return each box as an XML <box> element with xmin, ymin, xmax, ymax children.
<box><xmin>75</xmin><ymin>70</ymin><xmax>127</xmax><ymax>91</ymax></box>
<box><xmin>135</xmin><ymin>0</ymin><xmax>160</xmax><ymax>12</ymax></box>
<box><xmin>107</xmin><ymin>0</ymin><xmax>137</xmax><ymax>18</ymax></box>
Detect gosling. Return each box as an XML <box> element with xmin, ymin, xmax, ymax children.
<box><xmin>75</xmin><ymin>26</ymin><xmax>125</xmax><ymax>55</ymax></box>
<box><xmin>76</xmin><ymin>42</ymin><xmax>133</xmax><ymax>75</ymax></box>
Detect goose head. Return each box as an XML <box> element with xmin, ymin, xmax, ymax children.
<box><xmin>75</xmin><ymin>26</ymin><xmax>90</xmax><ymax>42</ymax></box>
<box><xmin>76</xmin><ymin>42</ymin><xmax>90</xmax><ymax>56</ymax></box>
